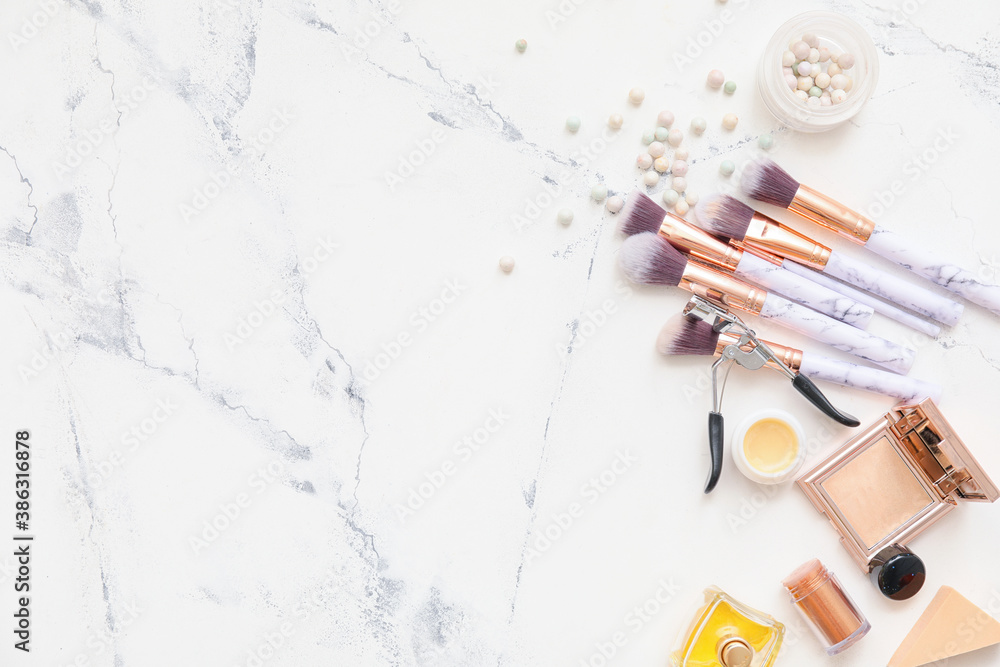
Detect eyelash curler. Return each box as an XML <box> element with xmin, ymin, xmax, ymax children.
<box><xmin>682</xmin><ymin>296</ymin><xmax>861</xmax><ymax>494</ymax></box>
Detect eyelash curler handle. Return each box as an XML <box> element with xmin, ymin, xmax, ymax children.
<box><xmin>705</xmin><ymin>411</ymin><xmax>724</xmax><ymax>494</ymax></box>
<box><xmin>792</xmin><ymin>374</ymin><xmax>860</xmax><ymax>427</ymax></box>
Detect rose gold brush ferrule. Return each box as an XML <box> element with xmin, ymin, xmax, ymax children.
<box><xmin>681</xmin><ymin>260</ymin><xmax>769</xmax><ymax>314</ymax></box>
<box><xmin>658</xmin><ymin>213</ymin><xmax>744</xmax><ymax>271</ymax></box>
<box><xmin>717</xmin><ymin>332</ymin><xmax>803</xmax><ymax>372</ymax></box>
<box><xmin>789</xmin><ymin>184</ymin><xmax>875</xmax><ymax>244</ymax></box>
<box><xmin>743</xmin><ymin>212</ymin><xmax>833</xmax><ymax>270</ymax></box>
<box><xmin>735</xmin><ymin>242</ymin><xmax>784</xmax><ymax>266</ymax></box>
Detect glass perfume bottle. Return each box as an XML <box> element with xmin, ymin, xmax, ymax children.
<box><xmin>672</xmin><ymin>587</ymin><xmax>785</xmax><ymax>667</ymax></box>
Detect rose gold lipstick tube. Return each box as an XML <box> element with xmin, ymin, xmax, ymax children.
<box><xmin>790</xmin><ymin>184</ymin><xmax>876</xmax><ymax>244</ymax></box>
<box><xmin>681</xmin><ymin>261</ymin><xmax>769</xmax><ymax>314</ymax></box>
<box><xmin>743</xmin><ymin>212</ymin><xmax>832</xmax><ymax>270</ymax></box>
<box><xmin>657</xmin><ymin>214</ymin><xmax>751</xmax><ymax>271</ymax></box>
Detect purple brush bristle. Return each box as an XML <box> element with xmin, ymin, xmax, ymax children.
<box><xmin>618</xmin><ymin>191</ymin><xmax>667</xmax><ymax>237</ymax></box>
<box><xmin>656</xmin><ymin>314</ymin><xmax>720</xmax><ymax>356</ymax></box>
<box><xmin>693</xmin><ymin>194</ymin><xmax>756</xmax><ymax>241</ymax></box>
<box><xmin>619</xmin><ymin>232</ymin><xmax>687</xmax><ymax>286</ymax></box>
<box><xmin>740</xmin><ymin>159</ymin><xmax>800</xmax><ymax>209</ymax></box>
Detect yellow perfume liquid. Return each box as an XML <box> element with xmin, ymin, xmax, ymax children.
<box><xmin>672</xmin><ymin>587</ymin><xmax>784</xmax><ymax>667</ymax></box>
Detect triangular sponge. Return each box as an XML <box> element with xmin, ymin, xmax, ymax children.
<box><xmin>889</xmin><ymin>586</ymin><xmax>1000</xmax><ymax>667</ymax></box>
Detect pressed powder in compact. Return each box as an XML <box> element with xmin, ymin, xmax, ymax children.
<box><xmin>798</xmin><ymin>399</ymin><xmax>999</xmax><ymax>600</ymax></box>
<box><xmin>733</xmin><ymin>409</ymin><xmax>806</xmax><ymax>484</ymax></box>
<box><xmin>782</xmin><ymin>559</ymin><xmax>870</xmax><ymax>655</ymax></box>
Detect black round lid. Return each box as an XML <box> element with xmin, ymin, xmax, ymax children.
<box><xmin>870</xmin><ymin>546</ymin><xmax>925</xmax><ymax>600</ymax></box>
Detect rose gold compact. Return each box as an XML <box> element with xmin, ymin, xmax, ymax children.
<box><xmin>798</xmin><ymin>399</ymin><xmax>999</xmax><ymax>600</ymax></box>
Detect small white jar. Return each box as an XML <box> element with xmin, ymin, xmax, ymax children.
<box><xmin>732</xmin><ymin>409</ymin><xmax>807</xmax><ymax>484</ymax></box>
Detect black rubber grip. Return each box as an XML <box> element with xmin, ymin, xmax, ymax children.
<box><xmin>705</xmin><ymin>411</ymin><xmax>724</xmax><ymax>494</ymax></box>
<box><xmin>792</xmin><ymin>374</ymin><xmax>861</xmax><ymax>427</ymax></box>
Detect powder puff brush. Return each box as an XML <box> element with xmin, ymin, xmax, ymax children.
<box><xmin>619</xmin><ymin>191</ymin><xmax>874</xmax><ymax>329</ymax></box>
<box><xmin>695</xmin><ymin>194</ymin><xmax>961</xmax><ymax>328</ymax></box>
<box><xmin>668</xmin><ymin>300</ymin><xmax>859</xmax><ymax>493</ymax></box>
<box><xmin>742</xmin><ymin>158</ymin><xmax>1000</xmax><ymax>317</ymax></box>
<box><xmin>657</xmin><ymin>314</ymin><xmax>942</xmax><ymax>403</ymax></box>
<box><xmin>620</xmin><ymin>232</ymin><xmax>915</xmax><ymax>374</ymax></box>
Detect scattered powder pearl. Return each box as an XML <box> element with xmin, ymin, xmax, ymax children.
<box><xmin>722</xmin><ymin>113</ymin><xmax>739</xmax><ymax>130</ymax></box>
<box><xmin>818</xmin><ymin>47</ymin><xmax>831</xmax><ymax>62</ymax></box>
<box><xmin>690</xmin><ymin>117</ymin><xmax>707</xmax><ymax>135</ymax></box>
<box><xmin>830</xmin><ymin>74</ymin><xmax>849</xmax><ymax>91</ymax></box>
<box><xmin>807</xmin><ymin>48</ymin><xmax>820</xmax><ymax>63</ymax></box>
<box><xmin>674</xmin><ymin>147</ymin><xmax>690</xmax><ymax>160</ymax></box>
<box><xmin>838</xmin><ymin>53</ymin><xmax>855</xmax><ymax>69</ymax></box>
<box><xmin>606</xmin><ymin>196</ymin><xmax>624</xmax><ymax>213</ymax></box>
<box><xmin>662</xmin><ymin>189</ymin><xmax>679</xmax><ymax>206</ymax></box>
<box><xmin>791</xmin><ymin>40</ymin><xmax>810</xmax><ymax>60</ymax></box>
<box><xmin>806</xmin><ymin>95</ymin><xmax>821</xmax><ymax>107</ymax></box>
<box><xmin>671</xmin><ymin>176</ymin><xmax>688</xmax><ymax>193</ymax></box>
<box><xmin>830</xmin><ymin>51</ymin><xmax>841</xmax><ymax>63</ymax></box>
<box><xmin>643</xmin><ymin>171</ymin><xmax>660</xmax><ymax>187</ymax></box>
<box><xmin>647</xmin><ymin>141</ymin><xmax>665</xmax><ymax>158</ymax></box>
<box><xmin>636</xmin><ymin>153</ymin><xmax>653</xmax><ymax>170</ymax></box>
<box><xmin>675</xmin><ymin>200</ymin><xmax>690</xmax><ymax>216</ymax></box>
<box><xmin>724</xmin><ymin>80</ymin><xmax>737</xmax><ymax>94</ymax></box>
<box><xmin>814</xmin><ymin>72</ymin><xmax>831</xmax><ymax>89</ymax></box>
<box><xmin>831</xmin><ymin>89</ymin><xmax>847</xmax><ymax>104</ymax></box>
<box><xmin>566</xmin><ymin>116</ymin><xmax>581</xmax><ymax>132</ymax></box>
<box><xmin>515</xmin><ymin>39</ymin><xmax>527</xmax><ymax>53</ymax></box>
<box><xmin>654</xmin><ymin>126</ymin><xmax>669</xmax><ymax>142</ymax></box>
<box><xmin>608</xmin><ymin>113</ymin><xmax>624</xmax><ymax>129</ymax></box>
<box><xmin>667</xmin><ymin>128</ymin><xmax>684</xmax><ymax>146</ymax></box>
<box><xmin>672</xmin><ymin>160</ymin><xmax>689</xmax><ymax>176</ymax></box>
<box><xmin>591</xmin><ymin>184</ymin><xmax>608</xmax><ymax>201</ymax></box>
<box><xmin>653</xmin><ymin>156</ymin><xmax>670</xmax><ymax>172</ymax></box>
<box><xmin>685</xmin><ymin>192</ymin><xmax>699</xmax><ymax>206</ymax></box>
<box><xmin>827</xmin><ymin>63</ymin><xmax>843</xmax><ymax>77</ymax></box>
<box><xmin>641</xmin><ymin>129</ymin><xmax>656</xmax><ymax>145</ymax></box>
<box><xmin>810</xmin><ymin>62</ymin><xmax>822</xmax><ymax>77</ymax></box>
<box><xmin>802</xmin><ymin>32</ymin><xmax>819</xmax><ymax>48</ymax></box>
<box><xmin>657</xmin><ymin>110</ymin><xmax>675</xmax><ymax>127</ymax></box>
<box><xmin>809</xmin><ymin>86</ymin><xmax>822</xmax><ymax>97</ymax></box>
<box><xmin>719</xmin><ymin>160</ymin><xmax>736</xmax><ymax>177</ymax></box>
<box><xmin>629</xmin><ymin>87</ymin><xmax>645</xmax><ymax>104</ymax></box>
<box><xmin>757</xmin><ymin>133</ymin><xmax>775</xmax><ymax>150</ymax></box>
<box><xmin>557</xmin><ymin>208</ymin><xmax>574</xmax><ymax>225</ymax></box>
<box><xmin>707</xmin><ymin>69</ymin><xmax>725</xmax><ymax>88</ymax></box>
<box><xmin>820</xmin><ymin>96</ymin><xmax>832</xmax><ymax>106</ymax></box>
<box><xmin>795</xmin><ymin>89</ymin><xmax>809</xmax><ymax>101</ymax></box>
<box><xmin>499</xmin><ymin>256</ymin><xmax>515</xmax><ymax>273</ymax></box>
<box><xmin>795</xmin><ymin>61</ymin><xmax>812</xmax><ymax>76</ymax></box>
<box><xmin>784</xmin><ymin>74</ymin><xmax>798</xmax><ymax>90</ymax></box>
<box><xmin>843</xmin><ymin>76</ymin><xmax>854</xmax><ymax>92</ymax></box>
<box><xmin>781</xmin><ymin>50</ymin><xmax>796</xmax><ymax>67</ymax></box>
<box><xmin>783</xmin><ymin>66</ymin><xmax>794</xmax><ymax>76</ymax></box>
<box><xmin>797</xmin><ymin>76</ymin><xmax>813</xmax><ymax>91</ymax></box>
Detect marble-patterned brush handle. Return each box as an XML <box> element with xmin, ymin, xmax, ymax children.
<box><xmin>824</xmin><ymin>251</ymin><xmax>963</xmax><ymax>327</ymax></box>
<box><xmin>799</xmin><ymin>352</ymin><xmax>942</xmax><ymax>403</ymax></box>
<box><xmin>781</xmin><ymin>260</ymin><xmax>941</xmax><ymax>337</ymax></box>
<box><xmin>866</xmin><ymin>225</ymin><xmax>1000</xmax><ymax>316</ymax></box>
<box><xmin>758</xmin><ymin>294</ymin><xmax>915</xmax><ymax>374</ymax></box>
<box><xmin>736</xmin><ymin>253</ymin><xmax>873</xmax><ymax>329</ymax></box>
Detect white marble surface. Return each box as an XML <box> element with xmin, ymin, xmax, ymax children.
<box><xmin>3</xmin><ymin>0</ymin><xmax>1000</xmax><ymax>665</ymax></box>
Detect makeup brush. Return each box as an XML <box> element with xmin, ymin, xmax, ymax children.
<box><xmin>619</xmin><ymin>192</ymin><xmax>874</xmax><ymax>329</ymax></box>
<box><xmin>657</xmin><ymin>315</ymin><xmax>942</xmax><ymax>403</ymax></box>
<box><xmin>695</xmin><ymin>194</ymin><xmax>962</xmax><ymax>328</ymax></box>
<box><xmin>620</xmin><ymin>232</ymin><xmax>915</xmax><ymax>374</ymax></box>
<box><xmin>741</xmin><ymin>158</ymin><xmax>1000</xmax><ymax>317</ymax></box>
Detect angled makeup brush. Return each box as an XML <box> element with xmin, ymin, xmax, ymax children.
<box><xmin>657</xmin><ymin>315</ymin><xmax>942</xmax><ymax>403</ymax></box>
<box><xmin>619</xmin><ymin>232</ymin><xmax>915</xmax><ymax>374</ymax></box>
<box><xmin>619</xmin><ymin>192</ymin><xmax>874</xmax><ymax>329</ymax></box>
<box><xmin>741</xmin><ymin>158</ymin><xmax>1000</xmax><ymax>317</ymax></box>
<box><xmin>695</xmin><ymin>194</ymin><xmax>962</xmax><ymax>328</ymax></box>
